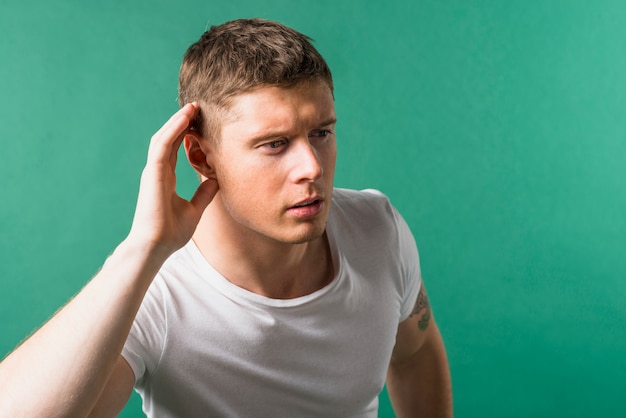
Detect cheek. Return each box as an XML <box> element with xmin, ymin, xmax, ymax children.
<box><xmin>215</xmin><ymin>160</ymin><xmax>281</xmax><ymax>211</ymax></box>
<box><xmin>323</xmin><ymin>144</ymin><xmax>338</xmax><ymax>176</ymax></box>
<box><xmin>217</xmin><ymin>158</ymin><xmax>277</xmax><ymax>191</ymax></box>
<box><xmin>217</xmin><ymin>170</ymin><xmax>284</xmax><ymax>231</ymax></box>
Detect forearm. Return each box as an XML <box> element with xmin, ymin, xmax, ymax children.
<box><xmin>0</xmin><ymin>237</ymin><xmax>170</xmax><ymax>417</ymax></box>
<box><xmin>386</xmin><ymin>323</ymin><xmax>453</xmax><ymax>418</ymax></box>
<box><xmin>0</xmin><ymin>102</ymin><xmax>213</xmax><ymax>417</ymax></box>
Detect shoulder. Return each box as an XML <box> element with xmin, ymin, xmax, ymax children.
<box><xmin>331</xmin><ymin>188</ymin><xmax>395</xmax><ymax>218</ymax></box>
<box><xmin>331</xmin><ymin>187</ymin><xmax>391</xmax><ymax>204</ymax></box>
<box><xmin>328</xmin><ymin>189</ymin><xmax>422</xmax><ymax>319</ymax></box>
<box><xmin>328</xmin><ymin>188</ymin><xmax>409</xmax><ymax>247</ymax></box>
<box><xmin>136</xmin><ymin>242</ymin><xmax>203</xmax><ymax>318</ymax></box>
<box><xmin>329</xmin><ymin>187</ymin><xmax>419</xmax><ymax>262</ymax></box>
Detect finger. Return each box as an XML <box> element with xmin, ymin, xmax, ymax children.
<box><xmin>151</xmin><ymin>102</ymin><xmax>198</xmax><ymax>141</ymax></box>
<box><xmin>148</xmin><ymin>103</ymin><xmax>199</xmax><ymax>163</ymax></box>
<box><xmin>189</xmin><ymin>178</ymin><xmax>219</xmax><ymax>213</ymax></box>
<box><xmin>168</xmin><ymin>103</ymin><xmax>199</xmax><ymax>152</ymax></box>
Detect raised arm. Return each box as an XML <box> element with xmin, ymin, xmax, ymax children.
<box><xmin>386</xmin><ymin>284</ymin><xmax>453</xmax><ymax>418</ymax></box>
<box><xmin>0</xmin><ymin>103</ymin><xmax>218</xmax><ymax>417</ymax></box>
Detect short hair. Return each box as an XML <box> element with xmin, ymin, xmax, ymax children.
<box><xmin>178</xmin><ymin>18</ymin><xmax>334</xmax><ymax>141</ymax></box>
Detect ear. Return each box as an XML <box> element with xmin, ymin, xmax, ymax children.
<box><xmin>184</xmin><ymin>132</ymin><xmax>216</xmax><ymax>180</ymax></box>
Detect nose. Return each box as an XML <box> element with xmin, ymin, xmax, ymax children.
<box><xmin>291</xmin><ymin>138</ymin><xmax>323</xmax><ymax>183</ymax></box>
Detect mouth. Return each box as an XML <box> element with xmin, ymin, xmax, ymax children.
<box><xmin>287</xmin><ymin>197</ymin><xmax>325</xmax><ymax>218</ymax></box>
<box><xmin>290</xmin><ymin>198</ymin><xmax>322</xmax><ymax>209</ymax></box>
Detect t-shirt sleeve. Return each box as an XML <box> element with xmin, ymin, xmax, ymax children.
<box><xmin>394</xmin><ymin>206</ymin><xmax>422</xmax><ymax>323</ymax></box>
<box><xmin>359</xmin><ymin>188</ymin><xmax>423</xmax><ymax>323</ymax></box>
<box><xmin>121</xmin><ymin>275</ymin><xmax>168</xmax><ymax>384</ymax></box>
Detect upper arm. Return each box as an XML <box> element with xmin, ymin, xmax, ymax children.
<box><xmin>391</xmin><ymin>283</ymin><xmax>436</xmax><ymax>364</ymax></box>
<box><xmin>88</xmin><ymin>356</ymin><xmax>135</xmax><ymax>418</ymax></box>
<box><xmin>387</xmin><ymin>282</ymin><xmax>452</xmax><ymax>417</ymax></box>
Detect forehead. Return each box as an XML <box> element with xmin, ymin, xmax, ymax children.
<box><xmin>221</xmin><ymin>81</ymin><xmax>336</xmax><ymax>137</ymax></box>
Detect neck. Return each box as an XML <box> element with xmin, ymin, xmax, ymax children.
<box><xmin>192</xmin><ymin>195</ymin><xmax>334</xmax><ymax>299</ymax></box>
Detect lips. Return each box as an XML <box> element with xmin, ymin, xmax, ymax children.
<box><xmin>287</xmin><ymin>196</ymin><xmax>325</xmax><ymax>218</ymax></box>
<box><xmin>291</xmin><ymin>198</ymin><xmax>321</xmax><ymax>208</ymax></box>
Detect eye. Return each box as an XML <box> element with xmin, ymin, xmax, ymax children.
<box><xmin>262</xmin><ymin>139</ymin><xmax>288</xmax><ymax>152</ymax></box>
<box><xmin>310</xmin><ymin>129</ymin><xmax>332</xmax><ymax>138</ymax></box>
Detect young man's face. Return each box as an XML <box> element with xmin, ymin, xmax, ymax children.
<box><xmin>209</xmin><ymin>80</ymin><xmax>337</xmax><ymax>245</ymax></box>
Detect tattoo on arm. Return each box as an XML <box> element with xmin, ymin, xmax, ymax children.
<box><xmin>409</xmin><ymin>286</ymin><xmax>431</xmax><ymax>331</ymax></box>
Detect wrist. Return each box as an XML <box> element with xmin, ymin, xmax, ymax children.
<box><xmin>115</xmin><ymin>234</ymin><xmax>178</xmax><ymax>271</ymax></box>
<box><xmin>124</xmin><ymin>225</ymin><xmax>189</xmax><ymax>259</ymax></box>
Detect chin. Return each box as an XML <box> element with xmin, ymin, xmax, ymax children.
<box><xmin>281</xmin><ymin>225</ymin><xmax>327</xmax><ymax>245</ymax></box>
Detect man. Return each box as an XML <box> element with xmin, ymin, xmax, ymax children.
<box><xmin>0</xmin><ymin>19</ymin><xmax>452</xmax><ymax>417</ymax></box>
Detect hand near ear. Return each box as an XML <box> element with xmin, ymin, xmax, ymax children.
<box><xmin>129</xmin><ymin>103</ymin><xmax>219</xmax><ymax>256</ymax></box>
<box><xmin>0</xmin><ymin>103</ymin><xmax>218</xmax><ymax>417</ymax></box>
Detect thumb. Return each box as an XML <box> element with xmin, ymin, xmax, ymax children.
<box><xmin>189</xmin><ymin>178</ymin><xmax>219</xmax><ymax>212</ymax></box>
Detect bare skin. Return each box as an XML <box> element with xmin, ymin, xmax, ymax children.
<box><xmin>0</xmin><ymin>103</ymin><xmax>217</xmax><ymax>417</ymax></box>
<box><xmin>0</xmin><ymin>83</ymin><xmax>452</xmax><ymax>417</ymax></box>
<box><xmin>387</xmin><ymin>285</ymin><xmax>453</xmax><ymax>417</ymax></box>
<box><xmin>186</xmin><ymin>82</ymin><xmax>337</xmax><ymax>299</ymax></box>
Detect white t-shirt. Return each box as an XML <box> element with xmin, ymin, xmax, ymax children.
<box><xmin>122</xmin><ymin>188</ymin><xmax>422</xmax><ymax>417</ymax></box>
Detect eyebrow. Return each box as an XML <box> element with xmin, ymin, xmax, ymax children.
<box><xmin>319</xmin><ymin>117</ymin><xmax>338</xmax><ymax>127</ymax></box>
<box><xmin>247</xmin><ymin>117</ymin><xmax>338</xmax><ymax>144</ymax></box>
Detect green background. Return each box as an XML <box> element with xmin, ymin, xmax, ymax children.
<box><xmin>2</xmin><ymin>0</ymin><xmax>625</xmax><ymax>416</ymax></box>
